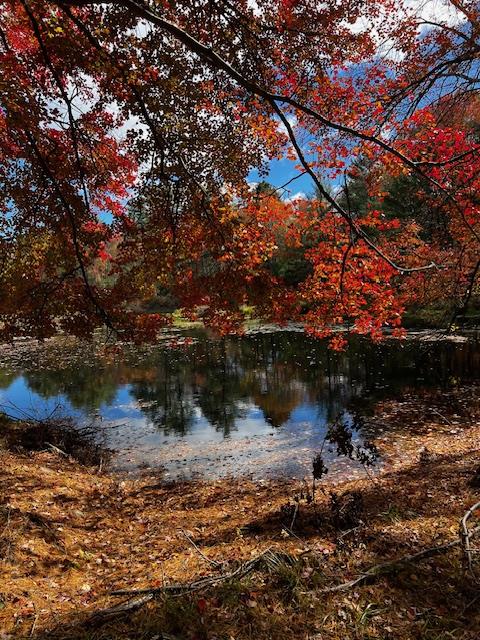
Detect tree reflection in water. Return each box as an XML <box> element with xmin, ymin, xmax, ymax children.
<box><xmin>0</xmin><ymin>330</ymin><xmax>479</xmax><ymax>478</ymax></box>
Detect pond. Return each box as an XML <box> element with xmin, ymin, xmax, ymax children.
<box><xmin>1</xmin><ymin>328</ymin><xmax>479</xmax><ymax>482</ymax></box>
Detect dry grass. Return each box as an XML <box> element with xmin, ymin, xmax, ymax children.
<box><xmin>1</xmin><ymin>387</ymin><xmax>480</xmax><ymax>639</ymax></box>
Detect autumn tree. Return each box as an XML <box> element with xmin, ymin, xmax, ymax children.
<box><xmin>0</xmin><ymin>0</ymin><xmax>479</xmax><ymax>346</ymax></box>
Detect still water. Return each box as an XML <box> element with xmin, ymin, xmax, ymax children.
<box><xmin>0</xmin><ymin>328</ymin><xmax>479</xmax><ymax>481</ymax></box>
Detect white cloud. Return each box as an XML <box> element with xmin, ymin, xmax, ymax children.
<box><xmin>285</xmin><ymin>191</ymin><xmax>306</xmax><ymax>203</ymax></box>
<box><xmin>277</xmin><ymin>113</ymin><xmax>298</xmax><ymax>135</ymax></box>
<box><xmin>346</xmin><ymin>0</ymin><xmax>464</xmax><ymax>62</ymax></box>
<box><xmin>410</xmin><ymin>0</ymin><xmax>463</xmax><ymax>27</ymax></box>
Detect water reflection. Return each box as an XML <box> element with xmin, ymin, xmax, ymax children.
<box><xmin>0</xmin><ymin>330</ymin><xmax>479</xmax><ymax>479</ymax></box>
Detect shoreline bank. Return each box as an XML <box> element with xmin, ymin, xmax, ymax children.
<box><xmin>2</xmin><ymin>387</ymin><xmax>480</xmax><ymax>639</ymax></box>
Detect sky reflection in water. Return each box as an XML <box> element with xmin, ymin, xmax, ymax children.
<box><xmin>1</xmin><ymin>329</ymin><xmax>479</xmax><ymax>481</ymax></box>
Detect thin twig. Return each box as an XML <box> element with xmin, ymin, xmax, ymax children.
<box><xmin>89</xmin><ymin>593</ymin><xmax>154</xmax><ymax>620</ymax></box>
<box><xmin>281</xmin><ymin>525</ymin><xmax>318</xmax><ymax>558</ymax></box>
<box><xmin>45</xmin><ymin>442</ymin><xmax>68</xmax><ymax>457</ymax></box>
<box><xmin>337</xmin><ymin>525</ymin><xmax>362</xmax><ymax>540</ymax></box>
<box><xmin>460</xmin><ymin>501</ymin><xmax>480</xmax><ymax>576</ymax></box>
<box><xmin>321</xmin><ymin>526</ymin><xmax>480</xmax><ymax>593</ymax></box>
<box><xmin>181</xmin><ymin>530</ymin><xmax>223</xmax><ymax>569</ymax></box>
<box><xmin>111</xmin><ymin>548</ymin><xmax>273</xmax><ymax>597</ymax></box>
<box><xmin>430</xmin><ymin>408</ymin><xmax>452</xmax><ymax>425</ymax></box>
<box><xmin>30</xmin><ymin>613</ymin><xmax>38</xmax><ymax>637</ymax></box>
<box><xmin>289</xmin><ymin>502</ymin><xmax>299</xmax><ymax>530</ymax></box>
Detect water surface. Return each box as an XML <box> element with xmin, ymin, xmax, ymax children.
<box><xmin>1</xmin><ymin>328</ymin><xmax>479</xmax><ymax>481</ymax></box>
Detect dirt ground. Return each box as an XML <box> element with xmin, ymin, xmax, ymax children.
<box><xmin>1</xmin><ymin>385</ymin><xmax>480</xmax><ymax>639</ymax></box>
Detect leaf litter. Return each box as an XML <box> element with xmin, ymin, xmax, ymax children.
<box><xmin>1</xmin><ymin>382</ymin><xmax>480</xmax><ymax>638</ymax></box>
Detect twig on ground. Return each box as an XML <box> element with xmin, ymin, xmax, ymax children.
<box><xmin>45</xmin><ymin>442</ymin><xmax>68</xmax><ymax>457</ymax></box>
<box><xmin>462</xmin><ymin>592</ymin><xmax>480</xmax><ymax>614</ymax></box>
<box><xmin>90</xmin><ymin>594</ymin><xmax>154</xmax><ymax>620</ymax></box>
<box><xmin>289</xmin><ymin>502</ymin><xmax>299</xmax><ymax>530</ymax></box>
<box><xmin>337</xmin><ymin>525</ymin><xmax>362</xmax><ymax>540</ymax></box>
<box><xmin>30</xmin><ymin>613</ymin><xmax>38</xmax><ymax>637</ymax></box>
<box><xmin>282</xmin><ymin>525</ymin><xmax>303</xmax><ymax>543</ymax></box>
<box><xmin>181</xmin><ymin>530</ymin><xmax>223</xmax><ymax>569</ymax></box>
<box><xmin>430</xmin><ymin>408</ymin><xmax>452</xmax><ymax>424</ymax></box>
<box><xmin>460</xmin><ymin>501</ymin><xmax>480</xmax><ymax>577</ymax></box>
<box><xmin>321</xmin><ymin>525</ymin><xmax>480</xmax><ymax>593</ymax></box>
<box><xmin>89</xmin><ymin>518</ymin><xmax>480</xmax><ymax>622</ymax></box>
<box><xmin>281</xmin><ymin>525</ymin><xmax>318</xmax><ymax>558</ymax></box>
<box><xmin>88</xmin><ymin>551</ymin><xmax>277</xmax><ymax>619</ymax></box>
<box><xmin>111</xmin><ymin>548</ymin><xmax>273</xmax><ymax>598</ymax></box>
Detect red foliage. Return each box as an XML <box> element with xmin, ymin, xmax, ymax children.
<box><xmin>0</xmin><ymin>0</ymin><xmax>478</xmax><ymax>343</ymax></box>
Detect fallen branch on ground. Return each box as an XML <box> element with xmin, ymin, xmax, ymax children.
<box><xmin>45</xmin><ymin>442</ymin><xmax>68</xmax><ymax>457</ymax></box>
<box><xmin>89</xmin><ymin>548</ymin><xmax>278</xmax><ymax>620</ymax></box>
<box><xmin>322</xmin><ymin>521</ymin><xmax>480</xmax><ymax>594</ymax></box>
<box><xmin>111</xmin><ymin>548</ymin><xmax>275</xmax><ymax>597</ymax></box>
<box><xmin>90</xmin><ymin>513</ymin><xmax>480</xmax><ymax>620</ymax></box>
<box><xmin>89</xmin><ymin>594</ymin><xmax>155</xmax><ymax>620</ymax></box>
<box><xmin>460</xmin><ymin>501</ymin><xmax>480</xmax><ymax>578</ymax></box>
<box><xmin>180</xmin><ymin>529</ymin><xmax>223</xmax><ymax>569</ymax></box>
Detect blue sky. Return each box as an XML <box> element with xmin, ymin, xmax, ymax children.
<box><xmin>246</xmin><ymin>0</ymin><xmax>468</xmax><ymax>202</ymax></box>
<box><xmin>249</xmin><ymin>158</ymin><xmax>314</xmax><ymax>200</ymax></box>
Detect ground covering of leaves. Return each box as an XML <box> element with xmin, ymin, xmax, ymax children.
<box><xmin>1</xmin><ymin>385</ymin><xmax>480</xmax><ymax>639</ymax></box>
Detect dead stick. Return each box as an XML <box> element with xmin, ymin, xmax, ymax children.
<box><xmin>45</xmin><ymin>442</ymin><xmax>68</xmax><ymax>457</ymax></box>
<box><xmin>89</xmin><ymin>594</ymin><xmax>154</xmax><ymax>620</ymax></box>
<box><xmin>111</xmin><ymin>548</ymin><xmax>272</xmax><ymax>597</ymax></box>
<box><xmin>460</xmin><ymin>501</ymin><xmax>480</xmax><ymax>575</ymax></box>
<box><xmin>181</xmin><ymin>530</ymin><xmax>222</xmax><ymax>569</ymax></box>
<box><xmin>30</xmin><ymin>612</ymin><xmax>38</xmax><ymax>637</ymax></box>
<box><xmin>321</xmin><ymin>526</ymin><xmax>480</xmax><ymax>593</ymax></box>
<box><xmin>289</xmin><ymin>503</ymin><xmax>299</xmax><ymax>530</ymax></box>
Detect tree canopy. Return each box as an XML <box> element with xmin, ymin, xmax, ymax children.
<box><xmin>0</xmin><ymin>0</ymin><xmax>479</xmax><ymax>347</ymax></box>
